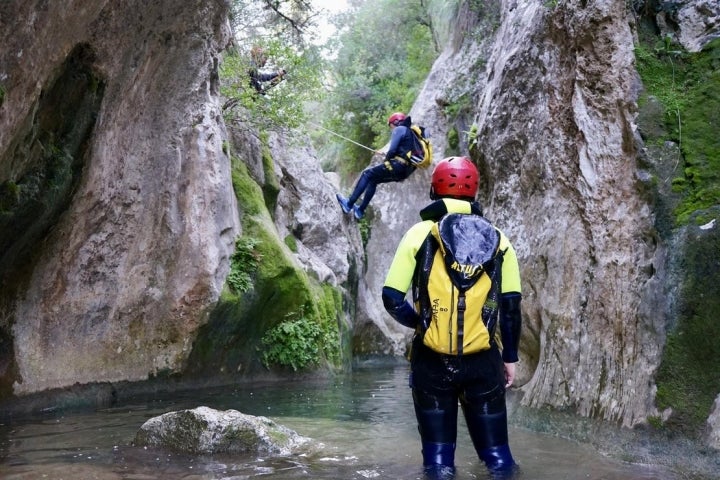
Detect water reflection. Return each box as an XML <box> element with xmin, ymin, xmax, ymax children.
<box><xmin>0</xmin><ymin>366</ymin><xmax>682</xmax><ymax>479</ymax></box>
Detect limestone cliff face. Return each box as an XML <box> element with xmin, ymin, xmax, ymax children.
<box><xmin>0</xmin><ymin>0</ymin><xmax>362</xmax><ymax>399</ymax></box>
<box><xmin>0</xmin><ymin>0</ymin><xmax>237</xmax><ymax>394</ymax></box>
<box><xmin>360</xmin><ymin>0</ymin><xmax>719</xmax><ymax>437</ymax></box>
<box><xmin>474</xmin><ymin>0</ymin><xmax>656</xmax><ymax>427</ymax></box>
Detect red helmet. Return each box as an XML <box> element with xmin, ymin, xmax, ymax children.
<box><xmin>431</xmin><ymin>156</ymin><xmax>479</xmax><ymax>199</ymax></box>
<box><xmin>387</xmin><ymin>112</ymin><xmax>406</xmax><ymax>126</ymax></box>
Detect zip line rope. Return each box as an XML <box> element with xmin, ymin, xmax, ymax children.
<box><xmin>308</xmin><ymin>122</ymin><xmax>378</xmax><ymax>154</ymax></box>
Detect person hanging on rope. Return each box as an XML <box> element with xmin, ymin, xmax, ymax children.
<box><xmin>248</xmin><ymin>45</ymin><xmax>286</xmax><ymax>95</ymax></box>
<box><xmin>336</xmin><ymin>112</ymin><xmax>418</xmax><ymax>220</ymax></box>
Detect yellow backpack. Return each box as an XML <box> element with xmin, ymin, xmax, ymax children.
<box><xmin>413</xmin><ymin>213</ymin><xmax>504</xmax><ymax>355</ymax></box>
<box><xmin>407</xmin><ymin>125</ymin><xmax>433</xmax><ymax>169</ymax></box>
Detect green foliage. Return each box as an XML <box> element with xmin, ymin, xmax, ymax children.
<box><xmin>229</xmin><ymin>0</ymin><xmax>318</xmax><ymax>45</ymax></box>
<box><xmin>0</xmin><ymin>83</ymin><xmax>5</xmax><ymax>106</ymax></box>
<box><xmin>646</xmin><ymin>415</ymin><xmax>663</xmax><ymax>429</ymax></box>
<box><xmin>227</xmin><ymin>236</ymin><xmax>262</xmax><ymax>294</ymax></box>
<box><xmin>225</xmin><ymin>0</ymin><xmax>327</xmax><ymax>127</ymax></box>
<box><xmin>261</xmin><ymin>304</ymin><xmax>341</xmax><ymax>371</ymax></box>
<box><xmin>220</xmin><ymin>40</ymin><xmax>325</xmax><ymax>133</ymax></box>
<box><xmin>442</xmin><ymin>92</ymin><xmax>473</xmax><ymax>118</ymax></box>
<box><xmin>283</xmin><ymin>234</ymin><xmax>297</xmax><ymax>252</ymax></box>
<box><xmin>466</xmin><ymin>123</ymin><xmax>480</xmax><ymax>154</ymax></box>
<box><xmin>544</xmin><ymin>0</ymin><xmax>559</xmax><ymax>9</ymax></box>
<box><xmin>447</xmin><ymin>127</ymin><xmax>459</xmax><ymax>153</ymax></box>
<box><xmin>320</xmin><ymin>0</ymin><xmax>438</xmax><ymax>178</ymax></box>
<box><xmin>357</xmin><ymin>215</ymin><xmax>371</xmax><ymax>248</ymax></box>
<box><xmin>261</xmin><ymin>313</ymin><xmax>321</xmax><ymax>370</ymax></box>
<box><xmin>634</xmin><ymin>38</ymin><xmax>720</xmax><ymax>225</ymax></box>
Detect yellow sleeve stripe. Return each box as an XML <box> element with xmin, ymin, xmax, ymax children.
<box><xmin>499</xmin><ymin>232</ymin><xmax>521</xmax><ymax>293</ymax></box>
<box><xmin>383</xmin><ymin>220</ymin><xmax>434</xmax><ymax>293</ymax></box>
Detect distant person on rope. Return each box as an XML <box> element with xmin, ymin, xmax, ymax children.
<box><xmin>248</xmin><ymin>45</ymin><xmax>286</xmax><ymax>94</ymax></box>
<box><xmin>336</xmin><ymin>112</ymin><xmax>419</xmax><ymax>220</ymax></box>
<box><xmin>381</xmin><ymin>156</ymin><xmax>523</xmax><ymax>479</ymax></box>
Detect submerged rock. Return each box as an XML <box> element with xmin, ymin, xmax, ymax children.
<box><xmin>134</xmin><ymin>406</ymin><xmax>311</xmax><ymax>455</ymax></box>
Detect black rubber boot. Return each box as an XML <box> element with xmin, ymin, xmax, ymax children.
<box><xmin>478</xmin><ymin>444</ymin><xmax>517</xmax><ymax>477</ymax></box>
<box><xmin>421</xmin><ymin>442</ymin><xmax>456</xmax><ymax>479</ymax></box>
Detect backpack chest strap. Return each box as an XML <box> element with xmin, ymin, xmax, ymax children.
<box><xmin>457</xmin><ymin>291</ymin><xmax>466</xmax><ymax>355</ymax></box>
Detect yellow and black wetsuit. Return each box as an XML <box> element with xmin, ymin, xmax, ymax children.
<box><xmin>381</xmin><ymin>197</ymin><xmax>522</xmax><ymax>477</ymax></box>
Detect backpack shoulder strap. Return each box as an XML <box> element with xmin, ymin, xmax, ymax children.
<box><xmin>412</xmin><ymin>227</ymin><xmax>441</xmax><ymax>332</ymax></box>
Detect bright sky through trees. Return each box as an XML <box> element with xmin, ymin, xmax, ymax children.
<box><xmin>311</xmin><ymin>0</ymin><xmax>349</xmax><ymax>43</ymax></box>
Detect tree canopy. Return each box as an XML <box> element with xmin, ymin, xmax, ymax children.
<box><xmin>220</xmin><ymin>0</ymin><xmax>325</xmax><ymax>134</ymax></box>
<box><xmin>319</xmin><ymin>0</ymin><xmax>439</xmax><ymax>177</ymax></box>
<box><xmin>220</xmin><ymin>0</ymin><xmax>441</xmax><ymax>177</ymax></box>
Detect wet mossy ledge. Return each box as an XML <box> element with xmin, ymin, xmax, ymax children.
<box><xmin>635</xmin><ymin>25</ymin><xmax>720</xmax><ymax>440</ymax></box>
<box><xmin>654</xmin><ymin>215</ymin><xmax>720</xmax><ymax>439</ymax></box>
<box><xmin>185</xmin><ymin>152</ymin><xmax>349</xmax><ymax>380</ymax></box>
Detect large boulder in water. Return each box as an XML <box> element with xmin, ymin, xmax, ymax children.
<box><xmin>134</xmin><ymin>406</ymin><xmax>310</xmax><ymax>455</ymax></box>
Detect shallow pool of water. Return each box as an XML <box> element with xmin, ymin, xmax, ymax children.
<box><xmin>0</xmin><ymin>366</ymin><xmax>683</xmax><ymax>479</ymax></box>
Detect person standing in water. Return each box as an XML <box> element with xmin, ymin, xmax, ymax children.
<box><xmin>382</xmin><ymin>156</ymin><xmax>522</xmax><ymax>479</ymax></box>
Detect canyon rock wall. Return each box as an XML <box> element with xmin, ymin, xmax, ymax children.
<box><xmin>0</xmin><ymin>0</ymin><xmax>237</xmax><ymax>394</ymax></box>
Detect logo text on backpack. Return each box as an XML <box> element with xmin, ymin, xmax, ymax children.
<box><xmin>449</xmin><ymin>261</ymin><xmax>482</xmax><ymax>277</ymax></box>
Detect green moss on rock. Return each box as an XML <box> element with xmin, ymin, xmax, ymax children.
<box><xmin>635</xmin><ymin>38</ymin><xmax>720</xmax><ymax>225</ymax></box>
<box><xmin>635</xmin><ymin>23</ymin><xmax>720</xmax><ymax>440</ymax></box>
<box><xmin>187</xmin><ymin>150</ymin><xmax>345</xmax><ymax>377</ymax></box>
<box><xmin>283</xmin><ymin>234</ymin><xmax>297</xmax><ymax>252</ymax></box>
<box><xmin>655</xmin><ymin>217</ymin><xmax>720</xmax><ymax>437</ymax></box>
<box><xmin>260</xmin><ymin>132</ymin><xmax>280</xmax><ymax>214</ymax></box>
<box><xmin>447</xmin><ymin>127</ymin><xmax>459</xmax><ymax>154</ymax></box>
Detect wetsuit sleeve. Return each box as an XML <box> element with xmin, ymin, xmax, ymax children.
<box><xmin>499</xmin><ymin>293</ymin><xmax>522</xmax><ymax>363</ymax></box>
<box><xmin>385</xmin><ymin>126</ymin><xmax>407</xmax><ymax>160</ymax></box>
<box><xmin>498</xmin><ymin>232</ymin><xmax>522</xmax><ymax>362</ymax></box>
<box><xmin>382</xmin><ymin>286</ymin><xmax>420</xmax><ymax>328</ymax></box>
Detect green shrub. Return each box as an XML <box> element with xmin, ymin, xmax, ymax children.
<box><xmin>227</xmin><ymin>236</ymin><xmax>261</xmax><ymax>294</ymax></box>
<box><xmin>447</xmin><ymin>127</ymin><xmax>459</xmax><ymax>153</ymax></box>
<box><xmin>261</xmin><ymin>307</ymin><xmax>340</xmax><ymax>371</ymax></box>
<box><xmin>357</xmin><ymin>215</ymin><xmax>371</xmax><ymax>248</ymax></box>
